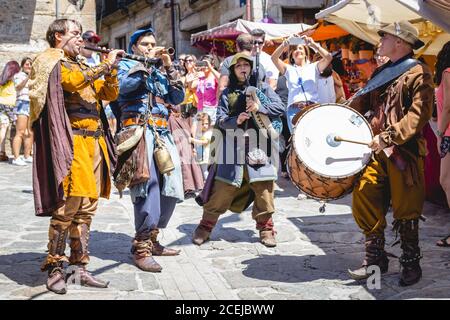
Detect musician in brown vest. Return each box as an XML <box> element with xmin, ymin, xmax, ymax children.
<box><xmin>29</xmin><ymin>19</ymin><xmax>123</xmax><ymax>294</ymax></box>
<box><xmin>348</xmin><ymin>21</ymin><xmax>434</xmax><ymax>286</ymax></box>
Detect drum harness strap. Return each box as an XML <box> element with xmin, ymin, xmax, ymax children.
<box><xmin>346</xmin><ymin>58</ymin><xmax>419</xmax><ymax>104</ymax></box>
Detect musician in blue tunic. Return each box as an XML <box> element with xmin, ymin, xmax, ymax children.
<box><xmin>192</xmin><ymin>53</ymin><xmax>285</xmax><ymax>247</ymax></box>
<box><xmin>116</xmin><ymin>28</ymin><xmax>185</xmax><ymax>272</ymax></box>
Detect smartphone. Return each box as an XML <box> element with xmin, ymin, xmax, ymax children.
<box><xmin>195</xmin><ymin>61</ymin><xmax>208</xmax><ymax>67</ymax></box>
<box><xmin>289</xmin><ymin>37</ymin><xmax>305</xmax><ymax>46</ymax></box>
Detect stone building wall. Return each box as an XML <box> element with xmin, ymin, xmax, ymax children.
<box><xmin>98</xmin><ymin>0</ymin><xmax>332</xmax><ymax>57</ymax></box>
<box><xmin>98</xmin><ymin>0</ymin><xmax>173</xmax><ymax>51</ymax></box>
<box><xmin>0</xmin><ymin>0</ymin><xmax>96</xmax><ymax>69</ymax></box>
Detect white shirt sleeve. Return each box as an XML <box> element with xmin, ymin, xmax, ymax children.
<box><xmin>260</xmin><ymin>52</ymin><xmax>279</xmax><ymax>81</ymax></box>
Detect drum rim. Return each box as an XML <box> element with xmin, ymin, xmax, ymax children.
<box><xmin>291</xmin><ymin>103</ymin><xmax>374</xmax><ymax>180</ymax></box>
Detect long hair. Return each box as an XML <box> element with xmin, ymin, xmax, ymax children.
<box><xmin>228</xmin><ymin>61</ymin><xmax>252</xmax><ymax>91</ymax></box>
<box><xmin>182</xmin><ymin>54</ymin><xmax>196</xmax><ymax>76</ymax></box>
<box><xmin>435</xmin><ymin>41</ymin><xmax>450</xmax><ymax>85</ymax></box>
<box><xmin>0</xmin><ymin>60</ymin><xmax>20</xmax><ymax>86</ymax></box>
<box><xmin>21</xmin><ymin>57</ymin><xmax>32</xmax><ymax>69</ymax></box>
<box><xmin>289</xmin><ymin>44</ymin><xmax>310</xmax><ymax>66</ymax></box>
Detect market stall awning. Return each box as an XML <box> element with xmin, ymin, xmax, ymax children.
<box><xmin>311</xmin><ymin>23</ymin><xmax>350</xmax><ymax>41</ymax></box>
<box><xmin>191</xmin><ymin>19</ymin><xmax>312</xmax><ymax>43</ymax></box>
<box><xmin>190</xmin><ymin>19</ymin><xmax>313</xmax><ymax>56</ymax></box>
<box><xmin>316</xmin><ymin>0</ymin><xmax>450</xmax><ymax>56</ymax></box>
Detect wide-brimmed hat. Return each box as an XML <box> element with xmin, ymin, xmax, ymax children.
<box><xmin>230</xmin><ymin>52</ymin><xmax>253</xmax><ymax>68</ymax></box>
<box><xmin>377</xmin><ymin>20</ymin><xmax>424</xmax><ymax>50</ymax></box>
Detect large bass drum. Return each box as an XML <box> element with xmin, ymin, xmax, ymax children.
<box><xmin>287</xmin><ymin>103</ymin><xmax>373</xmax><ymax>200</ymax></box>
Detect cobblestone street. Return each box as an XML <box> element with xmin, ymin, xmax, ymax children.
<box><xmin>0</xmin><ymin>162</ymin><xmax>449</xmax><ymax>300</ymax></box>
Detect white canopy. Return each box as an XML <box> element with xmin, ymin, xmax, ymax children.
<box><xmin>191</xmin><ymin>19</ymin><xmax>312</xmax><ymax>43</ymax></box>
<box><xmin>316</xmin><ymin>0</ymin><xmax>450</xmax><ymax>56</ymax></box>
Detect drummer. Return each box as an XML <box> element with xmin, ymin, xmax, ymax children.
<box><xmin>347</xmin><ymin>21</ymin><xmax>434</xmax><ymax>287</ymax></box>
<box><xmin>271</xmin><ymin>35</ymin><xmax>333</xmax><ymax>133</ymax></box>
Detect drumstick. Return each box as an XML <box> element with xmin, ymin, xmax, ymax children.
<box><xmin>334</xmin><ymin>136</ymin><xmax>370</xmax><ymax>146</ymax></box>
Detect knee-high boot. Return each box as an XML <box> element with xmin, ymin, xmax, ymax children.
<box><xmin>348</xmin><ymin>233</ymin><xmax>389</xmax><ymax>280</ymax></box>
<box><xmin>42</xmin><ymin>224</ymin><xmax>69</xmax><ymax>294</ymax></box>
<box><xmin>67</xmin><ymin>223</ymin><xmax>109</xmax><ymax>288</ymax></box>
<box><xmin>394</xmin><ymin>219</ymin><xmax>422</xmax><ymax>286</ymax></box>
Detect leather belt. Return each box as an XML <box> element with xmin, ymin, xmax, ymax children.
<box><xmin>122</xmin><ymin>115</ymin><xmax>168</xmax><ymax>128</ymax></box>
<box><xmin>72</xmin><ymin>128</ymin><xmax>104</xmax><ymax>138</ymax></box>
<box><xmin>67</xmin><ymin>106</ymin><xmax>99</xmax><ymax>116</ymax></box>
<box><xmin>119</xmin><ymin>96</ymin><xmax>166</xmax><ymax>109</ymax></box>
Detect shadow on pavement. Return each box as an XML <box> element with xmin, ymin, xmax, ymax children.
<box><xmin>175</xmin><ymin>213</ymin><xmax>260</xmax><ymax>246</ymax></box>
<box><xmin>0</xmin><ymin>231</ymin><xmax>136</xmax><ymax>288</ymax></box>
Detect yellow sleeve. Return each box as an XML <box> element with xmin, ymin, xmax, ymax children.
<box><xmin>93</xmin><ymin>68</ymin><xmax>119</xmax><ymax>101</ymax></box>
<box><xmin>60</xmin><ymin>59</ymin><xmax>114</xmax><ymax>93</ymax></box>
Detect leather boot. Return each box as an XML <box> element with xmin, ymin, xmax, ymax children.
<box><xmin>192</xmin><ymin>218</ymin><xmax>216</xmax><ymax>246</ymax></box>
<box><xmin>47</xmin><ymin>263</ymin><xmax>67</xmax><ymax>294</ymax></box>
<box><xmin>69</xmin><ymin>223</ymin><xmax>90</xmax><ymax>266</ymax></box>
<box><xmin>66</xmin><ymin>223</ymin><xmax>109</xmax><ymax>288</ymax></box>
<box><xmin>150</xmin><ymin>229</ymin><xmax>180</xmax><ymax>256</ymax></box>
<box><xmin>131</xmin><ymin>233</ymin><xmax>162</xmax><ymax>272</ymax></box>
<box><xmin>395</xmin><ymin>219</ymin><xmax>422</xmax><ymax>286</ymax></box>
<box><xmin>42</xmin><ymin>224</ymin><xmax>69</xmax><ymax>294</ymax></box>
<box><xmin>66</xmin><ymin>265</ymin><xmax>109</xmax><ymax>288</ymax></box>
<box><xmin>348</xmin><ymin>234</ymin><xmax>389</xmax><ymax>280</ymax></box>
<box><xmin>256</xmin><ymin>216</ymin><xmax>277</xmax><ymax>247</ymax></box>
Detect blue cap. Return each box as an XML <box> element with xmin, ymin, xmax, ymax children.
<box><xmin>128</xmin><ymin>27</ymin><xmax>155</xmax><ymax>54</ymax></box>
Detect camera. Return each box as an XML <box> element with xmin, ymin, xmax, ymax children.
<box><xmin>289</xmin><ymin>37</ymin><xmax>305</xmax><ymax>46</ymax></box>
<box><xmin>195</xmin><ymin>61</ymin><xmax>208</xmax><ymax>68</ymax></box>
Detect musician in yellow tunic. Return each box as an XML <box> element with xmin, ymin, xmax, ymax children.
<box><xmin>29</xmin><ymin>19</ymin><xmax>124</xmax><ymax>295</ymax></box>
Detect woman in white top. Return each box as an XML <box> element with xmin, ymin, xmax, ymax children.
<box><xmin>12</xmin><ymin>57</ymin><xmax>33</xmax><ymax>166</ymax></box>
<box><xmin>271</xmin><ymin>36</ymin><xmax>332</xmax><ymax>132</ymax></box>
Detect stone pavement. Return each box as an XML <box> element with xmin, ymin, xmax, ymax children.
<box><xmin>0</xmin><ymin>162</ymin><xmax>449</xmax><ymax>300</ymax></box>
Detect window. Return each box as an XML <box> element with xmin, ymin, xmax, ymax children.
<box><xmin>282</xmin><ymin>8</ymin><xmax>320</xmax><ymax>25</ymax></box>
<box><xmin>115</xmin><ymin>35</ymin><xmax>127</xmax><ymax>51</ymax></box>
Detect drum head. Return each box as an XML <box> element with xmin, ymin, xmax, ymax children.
<box><xmin>293</xmin><ymin>103</ymin><xmax>373</xmax><ymax>178</ymax></box>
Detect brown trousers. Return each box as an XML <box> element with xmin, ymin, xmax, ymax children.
<box><xmin>43</xmin><ymin>142</ymin><xmax>103</xmax><ymax>268</ymax></box>
<box><xmin>352</xmin><ymin>151</ymin><xmax>425</xmax><ymax>236</ymax></box>
<box><xmin>202</xmin><ymin>168</ymin><xmax>275</xmax><ymax>223</ymax></box>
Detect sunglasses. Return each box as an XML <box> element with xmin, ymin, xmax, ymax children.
<box><xmin>185</xmin><ymin>59</ymin><xmax>194</xmax><ymax>62</ymax></box>
<box><xmin>253</xmin><ymin>40</ymin><xmax>264</xmax><ymax>45</ymax></box>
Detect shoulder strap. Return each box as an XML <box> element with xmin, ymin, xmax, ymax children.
<box><xmin>352</xmin><ymin>58</ymin><xmax>419</xmax><ymax>99</ymax></box>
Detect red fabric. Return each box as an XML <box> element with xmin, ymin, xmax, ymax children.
<box><xmin>199</xmin><ymin>218</ymin><xmax>217</xmax><ymax>232</ymax></box>
<box><xmin>423</xmin><ymin>122</ymin><xmax>449</xmax><ymax>208</ymax></box>
<box><xmin>256</xmin><ymin>217</ymin><xmax>274</xmax><ymax>231</ymax></box>
<box><xmin>342</xmin><ymin>82</ymin><xmax>351</xmax><ymax>99</ymax></box>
